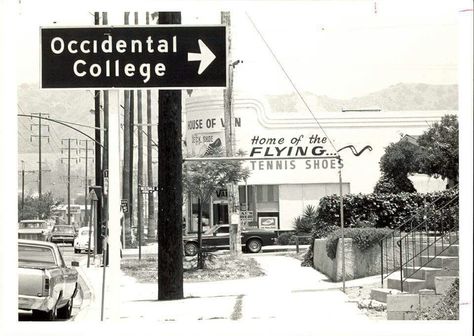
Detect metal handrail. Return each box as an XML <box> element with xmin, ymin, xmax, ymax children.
<box><xmin>379</xmin><ymin>188</ymin><xmax>459</xmax><ymax>287</ymax></box>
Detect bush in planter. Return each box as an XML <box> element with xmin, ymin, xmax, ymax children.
<box><xmin>325</xmin><ymin>227</ymin><xmax>394</xmax><ymax>260</ymax></box>
<box><xmin>300</xmin><ymin>223</ymin><xmax>339</xmax><ymax>267</ymax></box>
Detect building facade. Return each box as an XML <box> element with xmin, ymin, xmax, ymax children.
<box><xmin>184</xmin><ymin>93</ymin><xmax>451</xmax><ymax>232</ymax></box>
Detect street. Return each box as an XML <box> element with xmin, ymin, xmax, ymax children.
<box><xmin>18</xmin><ymin>244</ymin><xmax>88</xmax><ymax>321</ymax></box>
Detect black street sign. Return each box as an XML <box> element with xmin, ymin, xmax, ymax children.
<box><xmin>40</xmin><ymin>25</ymin><xmax>227</xmax><ymax>89</ymax></box>
<box><xmin>120</xmin><ymin>199</ymin><xmax>129</xmax><ymax>213</ymax></box>
<box><xmin>140</xmin><ymin>186</ymin><xmax>159</xmax><ymax>194</ymax></box>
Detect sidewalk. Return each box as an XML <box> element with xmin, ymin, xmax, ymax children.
<box><xmin>74</xmin><ymin>249</ymin><xmax>375</xmax><ymax>328</ymax></box>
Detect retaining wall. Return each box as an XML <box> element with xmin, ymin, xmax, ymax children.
<box><xmin>313</xmin><ymin>237</ymin><xmax>398</xmax><ymax>281</ymax></box>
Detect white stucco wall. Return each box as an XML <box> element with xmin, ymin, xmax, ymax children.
<box><xmin>184</xmin><ymin>93</ymin><xmax>454</xmax><ymax>229</ymax></box>
<box><xmin>185</xmin><ymin>93</ymin><xmax>453</xmax><ymax>192</ymax></box>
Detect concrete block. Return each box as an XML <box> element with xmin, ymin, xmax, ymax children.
<box><xmin>420</xmin><ymin>293</ymin><xmax>442</xmax><ymax>308</ymax></box>
<box><xmin>404</xmin><ymin>312</ymin><xmax>418</xmax><ymax>320</ymax></box>
<box><xmin>387</xmin><ymin>311</ymin><xmax>404</xmax><ymax>320</ymax></box>
<box><xmin>418</xmin><ymin>289</ymin><xmax>435</xmax><ymax>295</ymax></box>
<box><xmin>387</xmin><ymin>310</ymin><xmax>419</xmax><ymax>320</ymax></box>
<box><xmin>370</xmin><ymin>288</ymin><xmax>401</xmax><ymax>303</ymax></box>
<box><xmin>425</xmin><ymin>269</ymin><xmax>459</xmax><ymax>289</ymax></box>
<box><xmin>435</xmin><ymin>276</ymin><xmax>458</xmax><ymax>295</ymax></box>
<box><xmin>387</xmin><ymin>294</ymin><xmax>419</xmax><ymax>312</ymax></box>
<box><xmin>388</xmin><ymin>278</ymin><xmax>426</xmax><ymax>294</ymax></box>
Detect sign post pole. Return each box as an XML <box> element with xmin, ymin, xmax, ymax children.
<box><xmin>339</xmin><ymin>167</ymin><xmax>346</xmax><ymax>293</ymax></box>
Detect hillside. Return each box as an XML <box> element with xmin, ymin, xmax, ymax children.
<box><xmin>266</xmin><ymin>83</ymin><xmax>458</xmax><ymax>113</ymax></box>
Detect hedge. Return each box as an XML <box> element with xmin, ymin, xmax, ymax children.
<box><xmin>314</xmin><ymin>188</ymin><xmax>458</xmax><ymax>232</ymax></box>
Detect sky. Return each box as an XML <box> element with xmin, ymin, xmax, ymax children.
<box><xmin>15</xmin><ymin>0</ymin><xmax>463</xmax><ymax>99</ymax></box>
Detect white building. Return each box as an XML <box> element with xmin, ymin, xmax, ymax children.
<box><xmin>184</xmin><ymin>93</ymin><xmax>451</xmax><ymax>232</ymax></box>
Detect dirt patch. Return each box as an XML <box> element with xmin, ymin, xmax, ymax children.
<box><xmin>121</xmin><ymin>254</ymin><xmax>265</xmax><ymax>283</ymax></box>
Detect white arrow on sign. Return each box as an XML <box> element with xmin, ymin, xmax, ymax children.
<box><xmin>188</xmin><ymin>39</ymin><xmax>216</xmax><ymax>75</ymax></box>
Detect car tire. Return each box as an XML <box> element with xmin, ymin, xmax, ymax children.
<box><xmin>57</xmin><ymin>298</ymin><xmax>73</xmax><ymax>320</ymax></box>
<box><xmin>246</xmin><ymin>239</ymin><xmax>262</xmax><ymax>253</ymax></box>
<box><xmin>74</xmin><ymin>248</ymin><xmax>80</xmax><ymax>254</ymax></box>
<box><xmin>184</xmin><ymin>242</ymin><xmax>198</xmax><ymax>256</ymax></box>
<box><xmin>32</xmin><ymin>307</ymin><xmax>57</xmax><ymax>321</ymax></box>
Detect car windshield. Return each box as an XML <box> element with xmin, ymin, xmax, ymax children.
<box><xmin>53</xmin><ymin>226</ymin><xmax>74</xmax><ymax>233</ymax></box>
<box><xmin>19</xmin><ymin>222</ymin><xmax>46</xmax><ymax>229</ymax></box>
<box><xmin>18</xmin><ymin>245</ymin><xmax>56</xmax><ymax>267</ymax></box>
<box><xmin>203</xmin><ymin>226</ymin><xmax>216</xmax><ymax>235</ymax></box>
<box><xmin>81</xmin><ymin>229</ymin><xmax>91</xmax><ymax>236</ymax></box>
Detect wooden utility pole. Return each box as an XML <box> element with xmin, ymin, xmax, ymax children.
<box><xmin>30</xmin><ymin>113</ymin><xmax>49</xmax><ymax>198</ymax></box>
<box><xmin>61</xmin><ymin>138</ymin><xmax>77</xmax><ymax>226</ymax></box>
<box><xmin>21</xmin><ymin>161</ymin><xmax>25</xmax><ymax>209</ymax></box>
<box><xmin>146</xmin><ymin>11</ymin><xmax>156</xmax><ymax>242</ymax></box>
<box><xmin>94</xmin><ymin>11</ymin><xmax>103</xmax><ymax>254</ymax></box>
<box><xmin>79</xmin><ymin>140</ymin><xmax>94</xmax><ymax>227</ymax></box>
<box><xmin>122</xmin><ymin>11</ymin><xmax>132</xmax><ymax>248</ymax></box>
<box><xmin>102</xmin><ymin>11</ymin><xmax>109</xmax><ymax>243</ymax></box>
<box><xmin>221</xmin><ymin>11</ymin><xmax>241</xmax><ymax>256</ymax></box>
<box><xmin>135</xmin><ymin>12</ymin><xmax>144</xmax><ymax>260</ymax></box>
<box><xmin>157</xmin><ymin>11</ymin><xmax>184</xmax><ymax>301</ymax></box>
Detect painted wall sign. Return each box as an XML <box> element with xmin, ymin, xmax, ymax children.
<box><xmin>40</xmin><ymin>26</ymin><xmax>226</xmax><ymax>89</ymax></box>
<box><xmin>258</xmin><ymin>216</ymin><xmax>278</xmax><ymax>230</ymax></box>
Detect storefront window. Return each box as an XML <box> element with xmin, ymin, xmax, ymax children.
<box><xmin>256</xmin><ymin>185</ymin><xmax>278</xmax><ymax>202</ymax></box>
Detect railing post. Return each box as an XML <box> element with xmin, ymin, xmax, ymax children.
<box><xmin>380</xmin><ymin>241</ymin><xmax>384</xmax><ymax>287</ymax></box>
<box><xmin>398</xmin><ymin>239</ymin><xmax>404</xmax><ymax>292</ymax></box>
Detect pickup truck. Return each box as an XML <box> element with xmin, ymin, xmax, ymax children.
<box><xmin>183</xmin><ymin>224</ymin><xmax>277</xmax><ymax>256</ymax></box>
<box><xmin>18</xmin><ymin>239</ymin><xmax>79</xmax><ymax>320</ymax></box>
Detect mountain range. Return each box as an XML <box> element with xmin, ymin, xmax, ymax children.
<box><xmin>266</xmin><ymin>83</ymin><xmax>458</xmax><ymax>113</ymax></box>
<box><xmin>18</xmin><ymin>82</ymin><xmax>458</xmax><ymax>155</ymax></box>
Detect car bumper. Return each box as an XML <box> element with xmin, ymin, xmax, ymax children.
<box><xmin>74</xmin><ymin>242</ymin><xmax>93</xmax><ymax>250</ymax></box>
<box><xmin>18</xmin><ymin>295</ymin><xmax>54</xmax><ymax>312</ymax></box>
<box><xmin>50</xmin><ymin>236</ymin><xmax>75</xmax><ymax>243</ymax></box>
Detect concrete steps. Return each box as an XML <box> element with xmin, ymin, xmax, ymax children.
<box><xmin>387</xmin><ymin>276</ymin><xmax>427</xmax><ymax>294</ymax></box>
<box><xmin>402</xmin><ymin>266</ymin><xmax>459</xmax><ymax>289</ymax></box>
<box><xmin>371</xmin><ymin>231</ymin><xmax>459</xmax><ymax>320</ymax></box>
<box><xmin>419</xmin><ymin>255</ymin><xmax>459</xmax><ymax>270</ymax></box>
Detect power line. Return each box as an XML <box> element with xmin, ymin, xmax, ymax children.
<box><xmin>246</xmin><ymin>12</ymin><xmax>339</xmax><ymax>156</ymax></box>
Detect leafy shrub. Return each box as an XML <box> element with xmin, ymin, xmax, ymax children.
<box><xmin>315</xmin><ymin>188</ymin><xmax>458</xmax><ymax>231</ymax></box>
<box><xmin>293</xmin><ymin>204</ymin><xmax>318</xmax><ymax>234</ymax></box>
<box><xmin>300</xmin><ymin>224</ymin><xmax>339</xmax><ymax>268</ymax></box>
<box><xmin>417</xmin><ymin>278</ymin><xmax>459</xmax><ymax>320</ymax></box>
<box><xmin>325</xmin><ymin>228</ymin><xmax>394</xmax><ymax>260</ymax></box>
<box><xmin>277</xmin><ymin>233</ymin><xmax>292</xmax><ymax>245</ymax></box>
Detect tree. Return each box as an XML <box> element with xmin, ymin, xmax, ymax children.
<box><xmin>417</xmin><ymin>114</ymin><xmax>458</xmax><ymax>187</ymax></box>
<box><xmin>374</xmin><ymin>114</ymin><xmax>459</xmax><ymax>193</ymax></box>
<box><xmin>293</xmin><ymin>204</ymin><xmax>318</xmax><ymax>234</ymax></box>
<box><xmin>375</xmin><ymin>139</ymin><xmax>421</xmax><ymax>193</ymax></box>
<box><xmin>183</xmin><ymin>148</ymin><xmax>250</xmax><ymax>268</ymax></box>
<box><xmin>19</xmin><ymin>192</ymin><xmax>62</xmax><ymax>221</ymax></box>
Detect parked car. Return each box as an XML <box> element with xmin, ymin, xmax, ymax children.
<box><xmin>18</xmin><ymin>220</ymin><xmax>51</xmax><ymax>241</ymax></box>
<box><xmin>183</xmin><ymin>224</ymin><xmax>277</xmax><ymax>256</ymax></box>
<box><xmin>47</xmin><ymin>225</ymin><xmax>77</xmax><ymax>246</ymax></box>
<box><xmin>74</xmin><ymin>227</ymin><xmax>94</xmax><ymax>254</ymax></box>
<box><xmin>18</xmin><ymin>239</ymin><xmax>79</xmax><ymax>320</ymax></box>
